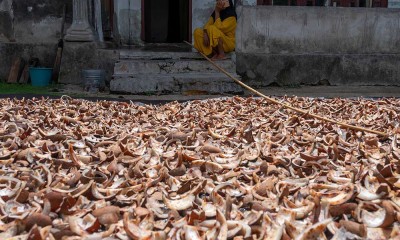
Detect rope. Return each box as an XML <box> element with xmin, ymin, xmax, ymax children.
<box><xmin>184</xmin><ymin>41</ymin><xmax>388</xmax><ymax>137</ymax></box>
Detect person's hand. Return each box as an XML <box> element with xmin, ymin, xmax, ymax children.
<box><xmin>215</xmin><ymin>0</ymin><xmax>224</xmax><ymax>12</ymax></box>
<box><xmin>203</xmin><ymin>31</ymin><xmax>210</xmax><ymax>47</ymax></box>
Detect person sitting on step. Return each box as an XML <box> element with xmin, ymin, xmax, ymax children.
<box><xmin>194</xmin><ymin>0</ymin><xmax>237</xmax><ymax>61</ymax></box>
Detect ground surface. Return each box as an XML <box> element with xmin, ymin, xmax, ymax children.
<box><xmin>56</xmin><ymin>84</ymin><xmax>400</xmax><ymax>100</ymax></box>
<box><xmin>0</xmin><ymin>96</ymin><xmax>399</xmax><ymax>239</ymax></box>
<box><xmin>2</xmin><ymin>83</ymin><xmax>400</xmax><ymax>103</ymax></box>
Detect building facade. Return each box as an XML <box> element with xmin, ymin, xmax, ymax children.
<box><xmin>0</xmin><ymin>0</ymin><xmax>391</xmax><ymax>45</ymax></box>
<box><xmin>0</xmin><ymin>0</ymin><xmax>397</xmax><ymax>86</ymax></box>
<box><xmin>112</xmin><ymin>0</ymin><xmax>256</xmax><ymax>45</ymax></box>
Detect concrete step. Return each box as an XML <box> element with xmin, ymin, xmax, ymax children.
<box><xmin>114</xmin><ymin>59</ymin><xmax>236</xmax><ymax>75</ymax></box>
<box><xmin>120</xmin><ymin>50</ymin><xmax>202</xmax><ymax>60</ymax></box>
<box><xmin>119</xmin><ymin>50</ymin><xmax>234</xmax><ymax>60</ymax></box>
<box><xmin>110</xmin><ymin>73</ymin><xmax>243</xmax><ymax>95</ymax></box>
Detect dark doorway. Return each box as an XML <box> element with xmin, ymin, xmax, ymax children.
<box><xmin>143</xmin><ymin>0</ymin><xmax>191</xmax><ymax>43</ymax></box>
<box><xmin>101</xmin><ymin>0</ymin><xmax>114</xmax><ymax>40</ymax></box>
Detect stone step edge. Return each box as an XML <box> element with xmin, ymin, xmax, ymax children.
<box><xmin>119</xmin><ymin>51</ymin><xmax>235</xmax><ymax>60</ymax></box>
<box><xmin>110</xmin><ymin>77</ymin><xmax>244</xmax><ymax>95</ymax></box>
<box><xmin>115</xmin><ymin>59</ymin><xmax>235</xmax><ymax>63</ymax></box>
<box><xmin>119</xmin><ymin>56</ymin><xmax>234</xmax><ymax>61</ymax></box>
<box><xmin>113</xmin><ymin>65</ymin><xmax>236</xmax><ymax>75</ymax></box>
<box><xmin>111</xmin><ymin>72</ymin><xmax>240</xmax><ymax>80</ymax></box>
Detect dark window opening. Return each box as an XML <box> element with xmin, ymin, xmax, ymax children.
<box><xmin>144</xmin><ymin>0</ymin><xmax>190</xmax><ymax>43</ymax></box>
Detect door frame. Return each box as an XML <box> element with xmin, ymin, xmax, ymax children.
<box><xmin>141</xmin><ymin>0</ymin><xmax>192</xmax><ymax>42</ymax></box>
<box><xmin>188</xmin><ymin>0</ymin><xmax>192</xmax><ymax>42</ymax></box>
<box><xmin>108</xmin><ymin>0</ymin><xmax>114</xmax><ymax>34</ymax></box>
<box><xmin>257</xmin><ymin>0</ymin><xmax>274</xmax><ymax>5</ymax></box>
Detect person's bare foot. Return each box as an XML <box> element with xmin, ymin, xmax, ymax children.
<box><xmin>207</xmin><ymin>49</ymin><xmax>218</xmax><ymax>58</ymax></box>
<box><xmin>211</xmin><ymin>54</ymin><xmax>227</xmax><ymax>61</ymax></box>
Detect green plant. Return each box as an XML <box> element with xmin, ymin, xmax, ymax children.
<box><xmin>0</xmin><ymin>83</ymin><xmax>55</xmax><ymax>95</ymax></box>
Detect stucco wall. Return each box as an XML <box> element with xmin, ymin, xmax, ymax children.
<box><xmin>237</xmin><ymin>6</ymin><xmax>400</xmax><ymax>54</ymax></box>
<box><xmin>114</xmin><ymin>0</ymin><xmax>141</xmax><ymax>45</ymax></box>
<box><xmin>0</xmin><ymin>0</ymin><xmax>72</xmax><ymax>43</ymax></box>
<box><xmin>113</xmin><ymin>0</ymin><xmax>257</xmax><ymax>45</ymax></box>
<box><xmin>236</xmin><ymin>6</ymin><xmax>400</xmax><ymax>86</ymax></box>
<box><xmin>192</xmin><ymin>0</ymin><xmax>256</xmax><ymax>36</ymax></box>
<box><xmin>0</xmin><ymin>0</ymin><xmax>13</xmax><ymax>41</ymax></box>
<box><xmin>0</xmin><ymin>0</ymin><xmax>72</xmax><ymax>82</ymax></box>
<box><xmin>0</xmin><ymin>43</ymin><xmax>57</xmax><ymax>82</ymax></box>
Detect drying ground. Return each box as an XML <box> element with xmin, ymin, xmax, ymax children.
<box><xmin>0</xmin><ymin>96</ymin><xmax>399</xmax><ymax>239</ymax></box>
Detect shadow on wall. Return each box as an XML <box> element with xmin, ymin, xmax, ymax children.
<box><xmin>0</xmin><ymin>11</ymin><xmax>13</xmax><ymax>41</ymax></box>
<box><xmin>12</xmin><ymin>0</ymin><xmax>72</xmax><ymax>21</ymax></box>
<box><xmin>0</xmin><ymin>43</ymin><xmax>58</xmax><ymax>82</ymax></box>
<box><xmin>0</xmin><ymin>0</ymin><xmax>13</xmax><ymax>41</ymax></box>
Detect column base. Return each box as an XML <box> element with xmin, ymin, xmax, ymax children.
<box><xmin>65</xmin><ymin>28</ymin><xmax>95</xmax><ymax>42</ymax></box>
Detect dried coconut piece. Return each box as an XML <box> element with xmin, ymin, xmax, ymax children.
<box><xmin>295</xmin><ymin>218</ymin><xmax>332</xmax><ymax>240</ymax></box>
<box><xmin>92</xmin><ymin>206</ymin><xmax>120</xmax><ymax>225</ymax></box>
<box><xmin>162</xmin><ymin>194</ymin><xmax>195</xmax><ymax>211</ymax></box>
<box><xmin>2</xmin><ymin>200</ymin><xmax>32</xmax><ymax>219</ymax></box>
<box><xmin>339</xmin><ymin>220</ymin><xmax>367</xmax><ymax>237</ymax></box>
<box><xmin>201</xmin><ymin>144</ymin><xmax>222</xmax><ymax>154</ymax></box>
<box><xmin>0</xmin><ymin>176</ymin><xmax>22</xmax><ymax>199</ymax></box>
<box><xmin>24</xmin><ymin>213</ymin><xmax>52</xmax><ymax>230</ymax></box>
<box><xmin>184</xmin><ymin>225</ymin><xmax>202</xmax><ymax>240</ymax></box>
<box><xmin>361</xmin><ymin>200</ymin><xmax>396</xmax><ymax>228</ymax></box>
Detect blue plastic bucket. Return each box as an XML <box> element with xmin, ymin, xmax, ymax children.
<box><xmin>29</xmin><ymin>67</ymin><xmax>53</xmax><ymax>87</ymax></box>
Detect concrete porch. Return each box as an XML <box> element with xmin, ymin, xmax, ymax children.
<box><xmin>59</xmin><ymin>43</ymin><xmax>242</xmax><ymax>95</ymax></box>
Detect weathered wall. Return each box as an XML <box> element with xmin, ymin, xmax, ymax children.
<box><xmin>0</xmin><ymin>0</ymin><xmax>72</xmax><ymax>43</ymax></box>
<box><xmin>0</xmin><ymin>0</ymin><xmax>13</xmax><ymax>42</ymax></box>
<box><xmin>114</xmin><ymin>0</ymin><xmax>141</xmax><ymax>45</ymax></box>
<box><xmin>236</xmin><ymin>6</ymin><xmax>400</xmax><ymax>86</ymax></box>
<box><xmin>0</xmin><ymin>43</ymin><xmax>118</xmax><ymax>86</ymax></box>
<box><xmin>192</xmin><ymin>0</ymin><xmax>256</xmax><ymax>35</ymax></box>
<box><xmin>59</xmin><ymin>42</ymin><xmax>118</xmax><ymax>85</ymax></box>
<box><xmin>0</xmin><ymin>0</ymin><xmax>72</xmax><ymax>81</ymax></box>
<box><xmin>113</xmin><ymin>0</ymin><xmax>257</xmax><ymax>45</ymax></box>
<box><xmin>0</xmin><ymin>43</ymin><xmax>57</xmax><ymax>81</ymax></box>
<box><xmin>237</xmin><ymin>6</ymin><xmax>400</xmax><ymax>54</ymax></box>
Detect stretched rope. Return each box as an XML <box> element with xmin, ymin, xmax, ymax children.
<box><xmin>184</xmin><ymin>41</ymin><xmax>388</xmax><ymax>137</ymax></box>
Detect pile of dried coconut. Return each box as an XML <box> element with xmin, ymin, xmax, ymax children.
<box><xmin>0</xmin><ymin>96</ymin><xmax>399</xmax><ymax>240</ymax></box>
